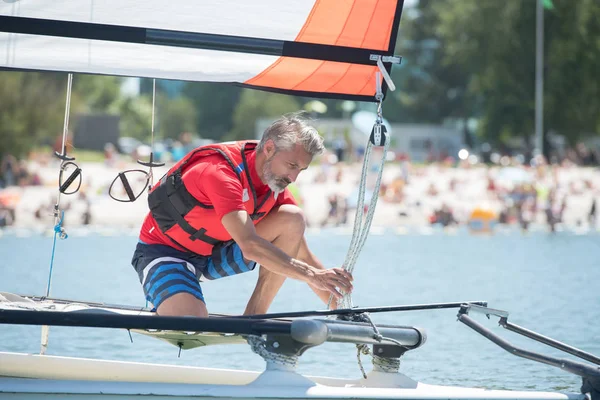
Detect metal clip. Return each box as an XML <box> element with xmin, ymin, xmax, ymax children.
<box><xmin>376</xmin><ymin>56</ymin><xmax>396</xmax><ymax>92</ymax></box>
<box><xmin>375</xmin><ymin>71</ymin><xmax>383</xmax><ymax>102</ymax></box>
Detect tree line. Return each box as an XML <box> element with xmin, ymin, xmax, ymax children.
<box><xmin>1</xmin><ymin>0</ymin><xmax>598</xmax><ymax>159</ymax></box>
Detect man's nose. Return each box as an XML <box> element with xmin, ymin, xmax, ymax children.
<box><xmin>288</xmin><ymin>170</ymin><xmax>300</xmax><ymax>182</ymax></box>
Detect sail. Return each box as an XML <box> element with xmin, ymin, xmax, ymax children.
<box><xmin>0</xmin><ymin>0</ymin><xmax>404</xmax><ymax>101</ymax></box>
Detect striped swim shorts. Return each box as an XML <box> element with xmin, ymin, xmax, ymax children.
<box><xmin>131</xmin><ymin>241</ymin><xmax>256</xmax><ymax>308</ymax></box>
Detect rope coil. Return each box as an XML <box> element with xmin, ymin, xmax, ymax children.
<box><xmin>247</xmin><ymin>335</ymin><xmax>299</xmax><ymax>369</ymax></box>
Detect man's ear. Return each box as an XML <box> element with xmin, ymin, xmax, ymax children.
<box><xmin>264</xmin><ymin>139</ymin><xmax>276</xmax><ymax>158</ymax></box>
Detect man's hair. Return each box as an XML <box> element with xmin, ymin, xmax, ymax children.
<box><xmin>257</xmin><ymin>112</ymin><xmax>325</xmax><ymax>157</ymax></box>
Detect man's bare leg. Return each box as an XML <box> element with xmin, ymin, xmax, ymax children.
<box><xmin>157</xmin><ymin>293</ymin><xmax>208</xmax><ymax>317</ymax></box>
<box><xmin>156</xmin><ymin>204</ymin><xmax>305</xmax><ymax>317</ymax></box>
<box><xmin>244</xmin><ymin>204</ymin><xmax>305</xmax><ymax>315</ymax></box>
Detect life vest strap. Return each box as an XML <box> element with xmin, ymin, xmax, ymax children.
<box><xmin>189</xmin><ymin>228</ymin><xmax>220</xmax><ymax>245</ymax></box>
<box><xmin>150</xmin><ymin>175</ymin><xmax>209</xmax><ymax>244</ymax></box>
<box><xmin>250</xmin><ymin>212</ymin><xmax>266</xmax><ymax>221</ymax></box>
<box><xmin>168</xmin><ymin>171</ymin><xmax>214</xmax><ymax>214</ymax></box>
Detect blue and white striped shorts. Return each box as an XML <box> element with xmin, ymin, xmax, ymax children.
<box><xmin>131</xmin><ymin>241</ymin><xmax>256</xmax><ymax>308</ymax></box>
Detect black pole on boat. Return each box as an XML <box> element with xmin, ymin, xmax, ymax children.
<box><xmin>500</xmin><ymin>318</ymin><xmax>600</xmax><ymax>366</ymax></box>
<box><xmin>0</xmin><ymin>309</ymin><xmax>291</xmax><ymax>335</ymax></box>
<box><xmin>237</xmin><ymin>301</ymin><xmax>488</xmax><ymax>320</ymax></box>
<box><xmin>457</xmin><ymin>312</ymin><xmax>600</xmax><ymax>380</ymax></box>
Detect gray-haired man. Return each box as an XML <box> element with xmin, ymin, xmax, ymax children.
<box><xmin>132</xmin><ymin>113</ymin><xmax>353</xmax><ymax>317</ymax></box>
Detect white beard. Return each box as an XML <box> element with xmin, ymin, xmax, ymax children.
<box><xmin>263</xmin><ymin>159</ymin><xmax>288</xmax><ymax>196</ymax></box>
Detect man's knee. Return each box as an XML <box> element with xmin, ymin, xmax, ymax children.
<box><xmin>276</xmin><ymin>204</ymin><xmax>306</xmax><ymax>236</ymax></box>
<box><xmin>157</xmin><ymin>292</ymin><xmax>208</xmax><ymax>317</ymax></box>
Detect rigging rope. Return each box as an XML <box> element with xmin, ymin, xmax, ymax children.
<box><xmin>46</xmin><ymin>72</ymin><xmax>74</xmax><ymax>298</ymax></box>
<box><xmin>329</xmin><ymin>97</ymin><xmax>390</xmax><ymax>311</ymax></box>
<box><xmin>327</xmin><ymin>70</ymin><xmax>397</xmax><ymax>378</ymax></box>
<box><xmin>42</xmin><ymin>72</ymin><xmax>75</xmax><ymax>356</ymax></box>
<box><xmin>147</xmin><ymin>78</ymin><xmax>157</xmax><ymax>188</ymax></box>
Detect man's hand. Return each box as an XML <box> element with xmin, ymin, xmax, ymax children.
<box><xmin>296</xmin><ymin>236</ymin><xmax>353</xmax><ymax>305</ymax></box>
<box><xmin>308</xmin><ymin>267</ymin><xmax>353</xmax><ymax>299</ymax></box>
<box><xmin>222</xmin><ymin>210</ymin><xmax>353</xmax><ymax>303</ymax></box>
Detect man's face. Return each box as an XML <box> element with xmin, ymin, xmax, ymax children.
<box><xmin>262</xmin><ymin>140</ymin><xmax>312</xmax><ymax>194</ymax></box>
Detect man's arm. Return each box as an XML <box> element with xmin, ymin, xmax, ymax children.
<box><xmin>221</xmin><ymin>210</ymin><xmax>352</xmax><ymax>299</ymax></box>
<box><xmin>296</xmin><ymin>236</ymin><xmax>342</xmax><ymax>308</ymax></box>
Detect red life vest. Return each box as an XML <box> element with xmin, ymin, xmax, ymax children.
<box><xmin>147</xmin><ymin>141</ymin><xmax>276</xmax><ymax>256</ymax></box>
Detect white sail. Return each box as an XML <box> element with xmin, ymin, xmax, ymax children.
<box><xmin>0</xmin><ymin>0</ymin><xmax>404</xmax><ymax>101</ymax></box>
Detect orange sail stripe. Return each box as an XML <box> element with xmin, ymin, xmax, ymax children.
<box><xmin>336</xmin><ymin>2</ymin><xmax>378</xmax><ymax>48</ymax></box>
<box><xmin>327</xmin><ymin>64</ymin><xmax>376</xmax><ymax>95</ymax></box>
<box><xmin>361</xmin><ymin>0</ymin><xmax>397</xmax><ymax>50</ymax></box>
<box><xmin>245</xmin><ymin>0</ymin><xmax>398</xmax><ymax>97</ymax></box>
<box><xmin>295</xmin><ymin>0</ymin><xmax>354</xmax><ymax>45</ymax></box>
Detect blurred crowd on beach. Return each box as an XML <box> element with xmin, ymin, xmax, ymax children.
<box><xmin>1</xmin><ymin>139</ymin><xmax>599</xmax><ymax>234</ymax></box>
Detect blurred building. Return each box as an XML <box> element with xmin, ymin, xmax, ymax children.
<box><xmin>391</xmin><ymin>124</ymin><xmax>463</xmax><ymax>162</ymax></box>
<box><xmin>256</xmin><ymin>117</ymin><xmax>463</xmax><ymax>162</ymax></box>
<box><xmin>74</xmin><ymin>114</ymin><xmax>120</xmax><ymax>152</ymax></box>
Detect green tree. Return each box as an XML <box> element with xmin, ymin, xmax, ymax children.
<box><xmin>183</xmin><ymin>82</ymin><xmax>242</xmax><ymax>141</ymax></box>
<box><xmin>0</xmin><ymin>72</ymin><xmax>70</xmax><ymax>158</ymax></box>
<box><xmin>401</xmin><ymin>0</ymin><xmax>600</xmax><ymax>148</ymax></box>
<box><xmin>391</xmin><ymin>0</ymin><xmax>476</xmax><ymax>126</ymax></box>
<box><xmin>156</xmin><ymin>95</ymin><xmax>197</xmax><ymax>140</ymax></box>
<box><xmin>435</xmin><ymin>0</ymin><xmax>539</xmax><ymax>145</ymax></box>
<box><xmin>227</xmin><ymin>90</ymin><xmax>300</xmax><ymax>141</ymax></box>
<box><xmin>111</xmin><ymin>95</ymin><xmax>153</xmax><ymax>141</ymax></box>
<box><xmin>544</xmin><ymin>0</ymin><xmax>600</xmax><ymax>144</ymax></box>
<box><xmin>73</xmin><ymin>75</ymin><xmax>123</xmax><ymax>112</ymax></box>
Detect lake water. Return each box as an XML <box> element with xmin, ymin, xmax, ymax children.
<box><xmin>0</xmin><ymin>227</ymin><xmax>599</xmax><ymax>394</ymax></box>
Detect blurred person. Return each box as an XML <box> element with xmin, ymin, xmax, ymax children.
<box><xmin>385</xmin><ymin>176</ymin><xmax>405</xmax><ymax>203</ymax></box>
<box><xmin>131</xmin><ymin>112</ymin><xmax>353</xmax><ymax>318</ymax></box>
<box><xmin>332</xmin><ymin>134</ymin><xmax>347</xmax><ymax>163</ymax></box>
<box><xmin>518</xmin><ymin>195</ymin><xmax>536</xmax><ymax>232</ymax></box>
<box><xmin>170</xmin><ymin>141</ymin><xmax>186</xmax><ymax>162</ymax></box>
<box><xmin>179</xmin><ymin>132</ymin><xmax>194</xmax><ymax>153</ymax></box>
<box><xmin>0</xmin><ymin>206</ymin><xmax>15</xmax><ymax>227</ymax></box>
<box><xmin>104</xmin><ymin>143</ymin><xmax>118</xmax><ymax>167</ymax></box>
<box><xmin>321</xmin><ymin>193</ymin><xmax>340</xmax><ymax>227</ymax></box>
<box><xmin>426</xmin><ymin>183</ymin><xmax>439</xmax><ymax>197</ymax></box>
<box><xmin>15</xmin><ymin>160</ymin><xmax>31</xmax><ymax>187</ymax></box>
<box><xmin>545</xmin><ymin>189</ymin><xmax>565</xmax><ymax>233</ymax></box>
<box><xmin>399</xmin><ymin>153</ymin><xmax>410</xmax><ymax>184</ymax></box>
<box><xmin>430</xmin><ymin>204</ymin><xmax>456</xmax><ymax>227</ymax></box>
<box><xmin>1</xmin><ymin>154</ymin><xmax>17</xmax><ymax>188</ymax></box>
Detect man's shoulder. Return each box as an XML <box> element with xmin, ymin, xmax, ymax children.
<box><xmin>189</xmin><ymin>153</ymin><xmax>239</xmax><ymax>176</ymax></box>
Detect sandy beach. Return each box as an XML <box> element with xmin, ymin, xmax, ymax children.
<box><xmin>2</xmin><ymin>156</ymin><xmax>599</xmax><ymax>234</ymax></box>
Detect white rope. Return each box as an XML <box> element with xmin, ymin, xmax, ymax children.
<box><xmin>329</xmin><ymin>112</ymin><xmax>390</xmax><ymax>310</ymax></box>
<box><xmin>53</xmin><ymin>72</ymin><xmax>74</xmax><ymax>224</ymax></box>
<box><xmin>148</xmin><ymin>79</ymin><xmax>157</xmax><ymax>188</ymax></box>
<box><xmin>350</xmin><ymin>311</ymin><xmax>405</xmax><ymax>378</ymax></box>
<box><xmin>42</xmin><ymin>73</ymin><xmax>74</xmax><ymax>356</ymax></box>
<box><xmin>324</xmin><ymin>92</ymin><xmax>397</xmax><ymax>379</ymax></box>
<box><xmin>373</xmin><ymin>354</ymin><xmax>401</xmax><ymax>373</ymax></box>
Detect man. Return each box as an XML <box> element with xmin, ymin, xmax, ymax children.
<box><xmin>132</xmin><ymin>113</ymin><xmax>353</xmax><ymax>317</ymax></box>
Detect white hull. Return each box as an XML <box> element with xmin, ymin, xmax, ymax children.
<box><xmin>0</xmin><ymin>352</ymin><xmax>585</xmax><ymax>400</ymax></box>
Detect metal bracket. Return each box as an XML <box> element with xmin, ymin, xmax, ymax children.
<box><xmin>265</xmin><ymin>334</ymin><xmax>317</xmax><ymax>357</ymax></box>
<box><xmin>459</xmin><ymin>303</ymin><xmax>509</xmax><ymax>319</ymax></box>
<box><xmin>373</xmin><ymin>344</ymin><xmax>407</xmax><ymax>358</ymax></box>
<box><xmin>370</xmin><ymin>54</ymin><xmax>403</xmax><ymax>64</ymax></box>
<box><xmin>370</xmin><ymin>54</ymin><xmax>397</xmax><ymax>99</ymax></box>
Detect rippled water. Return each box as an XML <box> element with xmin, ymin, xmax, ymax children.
<box><xmin>1</xmin><ymin>227</ymin><xmax>599</xmax><ymax>393</ymax></box>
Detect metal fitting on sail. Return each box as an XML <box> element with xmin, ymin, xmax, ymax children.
<box><xmin>369</xmin><ymin>71</ymin><xmax>387</xmax><ymax>147</ymax></box>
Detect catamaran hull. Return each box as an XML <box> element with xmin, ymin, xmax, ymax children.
<box><xmin>0</xmin><ymin>352</ymin><xmax>585</xmax><ymax>400</ymax></box>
